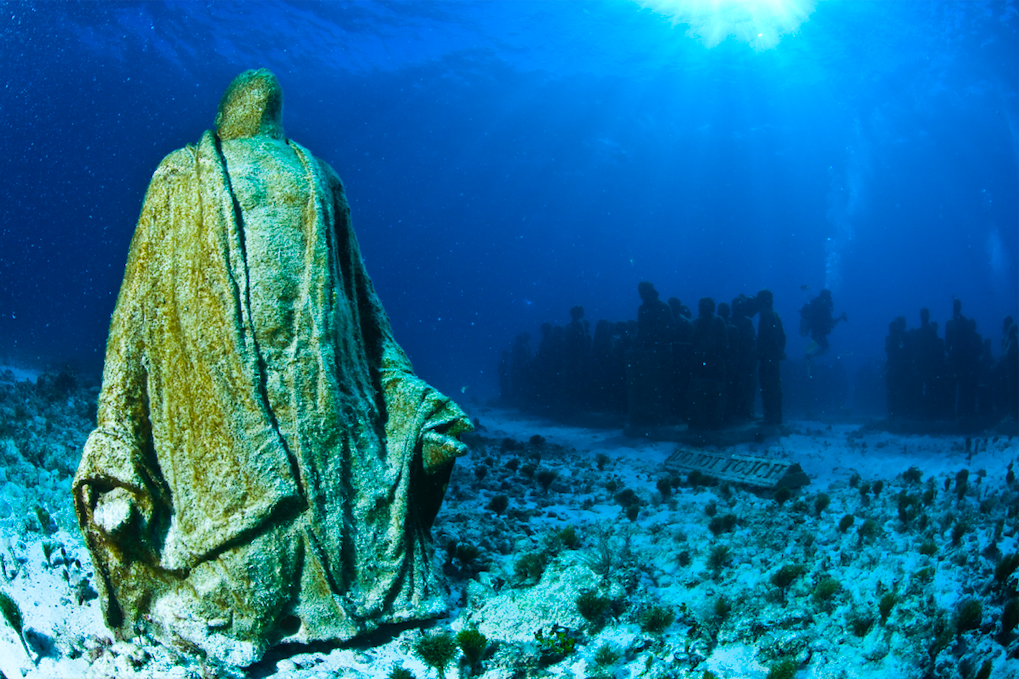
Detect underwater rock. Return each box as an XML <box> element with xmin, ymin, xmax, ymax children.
<box><xmin>73</xmin><ymin>69</ymin><xmax>471</xmax><ymax>667</ymax></box>
<box><xmin>468</xmin><ymin>560</ymin><xmax>592</xmax><ymax>644</ymax></box>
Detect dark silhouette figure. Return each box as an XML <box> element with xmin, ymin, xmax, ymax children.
<box><xmin>997</xmin><ymin>317</ymin><xmax>1016</xmax><ymax>415</ymax></box>
<box><xmin>508</xmin><ymin>333</ymin><xmax>531</xmax><ymax>406</ymax></box>
<box><xmin>689</xmin><ymin>297</ymin><xmax>729</xmax><ymax>429</ymax></box>
<box><xmin>885</xmin><ymin>316</ymin><xmax>909</xmax><ymax>418</ymax></box>
<box><xmin>612</xmin><ymin>321</ymin><xmax>633</xmax><ymax>411</ymax></box>
<box><xmin>628</xmin><ymin>282</ymin><xmax>675</xmax><ymax>427</ymax></box>
<box><xmin>548</xmin><ymin>325</ymin><xmax>567</xmax><ymax>412</ymax></box>
<box><xmin>978</xmin><ymin>337</ymin><xmax>996</xmax><ymax>416</ymax></box>
<box><xmin>590</xmin><ymin>319</ymin><xmax>614</xmax><ymax>411</ymax></box>
<box><xmin>1001</xmin><ymin>323</ymin><xmax>1018</xmax><ymax>420</ymax></box>
<box><xmin>668</xmin><ymin>297</ymin><xmax>694</xmax><ymax>420</ymax></box>
<box><xmin>799</xmin><ymin>289</ymin><xmax>846</xmax><ymax>356</ymax></box>
<box><xmin>531</xmin><ymin>323</ymin><xmax>559</xmax><ymax>412</ymax></box>
<box><xmin>928</xmin><ymin>320</ymin><xmax>955</xmax><ymax>419</ymax></box>
<box><xmin>636</xmin><ymin>282</ymin><xmax>676</xmax><ymax>349</ymax></box>
<box><xmin>717</xmin><ymin>302</ymin><xmax>741</xmax><ymax>421</ymax></box>
<box><xmin>944</xmin><ymin>299</ymin><xmax>968</xmax><ymax>417</ymax></box>
<box><xmin>675</xmin><ymin>299</ymin><xmax>693</xmax><ymax>321</ymax></box>
<box><xmin>563</xmin><ymin>305</ymin><xmax>591</xmax><ymax>413</ymax></box>
<box><xmin>691</xmin><ymin>298</ymin><xmax>728</xmax><ymax>379</ymax></box>
<box><xmin>668</xmin><ymin>297</ymin><xmax>695</xmax><ymax>341</ymax></box>
<box><xmin>756</xmin><ymin>290</ymin><xmax>786</xmax><ymax>425</ymax></box>
<box><xmin>912</xmin><ymin>308</ymin><xmax>945</xmax><ymax>419</ymax></box>
<box><xmin>961</xmin><ymin>317</ymin><xmax>983</xmax><ymax>417</ymax></box>
<box><xmin>498</xmin><ymin>350</ymin><xmax>510</xmax><ymax>403</ymax></box>
<box><xmin>731</xmin><ymin>295</ymin><xmax>758</xmax><ymax>421</ymax></box>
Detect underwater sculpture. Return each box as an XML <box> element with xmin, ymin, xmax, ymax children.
<box><xmin>73</xmin><ymin>69</ymin><xmax>472</xmax><ymax>666</ymax></box>
<box><xmin>627</xmin><ymin>281</ymin><xmax>675</xmax><ymax>428</ymax></box>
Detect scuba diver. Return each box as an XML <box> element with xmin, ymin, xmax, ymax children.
<box><xmin>799</xmin><ymin>289</ymin><xmax>847</xmax><ymax>359</ymax></box>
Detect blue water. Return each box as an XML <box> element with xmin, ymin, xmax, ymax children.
<box><xmin>1</xmin><ymin>0</ymin><xmax>1016</xmax><ymax>405</ymax></box>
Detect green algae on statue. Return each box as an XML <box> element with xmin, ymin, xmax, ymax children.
<box><xmin>73</xmin><ymin>69</ymin><xmax>472</xmax><ymax>667</ymax></box>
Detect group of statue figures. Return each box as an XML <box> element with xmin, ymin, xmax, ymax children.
<box><xmin>885</xmin><ymin>300</ymin><xmax>1019</xmax><ymax>421</ymax></box>
<box><xmin>73</xmin><ymin>70</ymin><xmax>472</xmax><ymax>667</ymax></box>
<box><xmin>501</xmin><ymin>288</ymin><xmax>1018</xmax><ymax>430</ymax></box>
<box><xmin>499</xmin><ymin>283</ymin><xmax>788</xmax><ymax>429</ymax></box>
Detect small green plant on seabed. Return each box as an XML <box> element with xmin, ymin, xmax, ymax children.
<box><xmin>708</xmin><ymin>544</ymin><xmax>731</xmax><ymax>577</ymax></box>
<box><xmin>770</xmin><ymin>564</ymin><xmax>806</xmax><ymax>603</ymax></box>
<box><xmin>767</xmin><ymin>658</ymin><xmax>799</xmax><ymax>679</ymax></box>
<box><xmin>814</xmin><ymin>493</ymin><xmax>831</xmax><ymax>515</ymax></box>
<box><xmin>879</xmin><ymin>592</ymin><xmax>897</xmax><ymax>624</ymax></box>
<box><xmin>387</xmin><ymin>668</ymin><xmax>415</xmax><ymax>679</ymax></box>
<box><xmin>954</xmin><ymin>598</ymin><xmax>982</xmax><ymax>635</ymax></box>
<box><xmin>0</xmin><ymin>590</ymin><xmax>32</xmax><ymax>664</ymax></box>
<box><xmin>41</xmin><ymin>540</ymin><xmax>59</xmax><ymax>567</ymax></box>
<box><xmin>535</xmin><ymin>625</ymin><xmax>577</xmax><ymax>666</ymax></box>
<box><xmin>639</xmin><ymin>605</ymin><xmax>675</xmax><ymax>634</ymax></box>
<box><xmin>850</xmin><ymin>612</ymin><xmax>875</xmax><ymax>637</ymax></box>
<box><xmin>514</xmin><ymin>551</ymin><xmax>547</xmax><ymax>583</ymax></box>
<box><xmin>857</xmin><ymin>518</ymin><xmax>880</xmax><ymax>544</ymax></box>
<box><xmin>559</xmin><ymin>525</ymin><xmax>580</xmax><ymax>549</ymax></box>
<box><xmin>812</xmin><ymin>577</ymin><xmax>841</xmax><ymax>612</ymax></box>
<box><xmin>456</xmin><ymin>628</ymin><xmax>487</xmax><ymax>674</ymax></box>
<box><xmin>593</xmin><ymin>642</ymin><xmax>620</xmax><ymax>666</ymax></box>
<box><xmin>34</xmin><ymin>506</ymin><xmax>55</xmax><ymax>534</ymax></box>
<box><xmin>414</xmin><ymin>631</ymin><xmax>458</xmax><ymax>679</ymax></box>
<box><xmin>576</xmin><ymin>589</ymin><xmax>611</xmax><ymax>628</ymax></box>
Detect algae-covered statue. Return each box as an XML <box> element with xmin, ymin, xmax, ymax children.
<box><xmin>73</xmin><ymin>69</ymin><xmax>472</xmax><ymax>666</ymax></box>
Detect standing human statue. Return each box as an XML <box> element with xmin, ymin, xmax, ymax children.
<box><xmin>913</xmin><ymin>307</ymin><xmax>942</xmax><ymax>419</ymax></box>
<box><xmin>667</xmin><ymin>297</ymin><xmax>694</xmax><ymax>420</ymax></box>
<box><xmin>716</xmin><ymin>302</ymin><xmax>741</xmax><ymax>422</ymax></box>
<box><xmin>1002</xmin><ymin>323</ymin><xmax>1019</xmax><ymax>419</ymax></box>
<box><xmin>689</xmin><ymin>297</ymin><xmax>728</xmax><ymax>429</ymax></box>
<box><xmin>627</xmin><ymin>281</ymin><xmax>675</xmax><ymax>427</ymax></box>
<box><xmin>944</xmin><ymin>298</ymin><xmax>968</xmax><ymax>417</ymax></box>
<box><xmin>998</xmin><ymin>317</ymin><xmax>1016</xmax><ymax>415</ymax></box>
<box><xmin>756</xmin><ymin>289</ymin><xmax>786</xmax><ymax>425</ymax></box>
<box><xmin>563</xmin><ymin>305</ymin><xmax>591</xmax><ymax>413</ymax></box>
<box><xmin>730</xmin><ymin>295</ymin><xmax>757</xmax><ymax>421</ymax></box>
<box><xmin>885</xmin><ymin>316</ymin><xmax>909</xmax><ymax>418</ymax></box>
<box><xmin>508</xmin><ymin>332</ymin><xmax>531</xmax><ymax>406</ymax></box>
<box><xmin>73</xmin><ymin>70</ymin><xmax>473</xmax><ymax>667</ymax></box>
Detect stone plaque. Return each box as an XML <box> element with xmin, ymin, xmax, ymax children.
<box><xmin>663</xmin><ymin>448</ymin><xmax>810</xmax><ymax>489</ymax></box>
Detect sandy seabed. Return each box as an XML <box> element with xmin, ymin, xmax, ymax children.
<box><xmin>0</xmin><ymin>367</ymin><xmax>1016</xmax><ymax>679</ymax></box>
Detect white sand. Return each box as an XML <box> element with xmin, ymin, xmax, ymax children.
<box><xmin>1</xmin><ymin>399</ymin><xmax>1017</xmax><ymax>678</ymax></box>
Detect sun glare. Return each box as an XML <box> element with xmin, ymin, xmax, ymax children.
<box><xmin>639</xmin><ymin>0</ymin><xmax>818</xmax><ymax>51</ymax></box>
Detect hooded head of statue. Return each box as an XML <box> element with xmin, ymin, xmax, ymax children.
<box><xmin>214</xmin><ymin>68</ymin><xmax>285</xmax><ymax>141</ymax></box>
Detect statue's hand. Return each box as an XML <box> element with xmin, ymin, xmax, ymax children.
<box><xmin>91</xmin><ymin>487</ymin><xmax>141</xmax><ymax>537</ymax></box>
<box><xmin>421</xmin><ymin>429</ymin><xmax>469</xmax><ymax>472</ymax></box>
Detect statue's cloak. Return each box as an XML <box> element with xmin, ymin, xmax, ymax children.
<box><xmin>74</xmin><ymin>130</ymin><xmax>469</xmax><ymax>662</ymax></box>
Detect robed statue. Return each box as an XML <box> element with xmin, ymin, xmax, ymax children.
<box><xmin>73</xmin><ymin>69</ymin><xmax>472</xmax><ymax>666</ymax></box>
